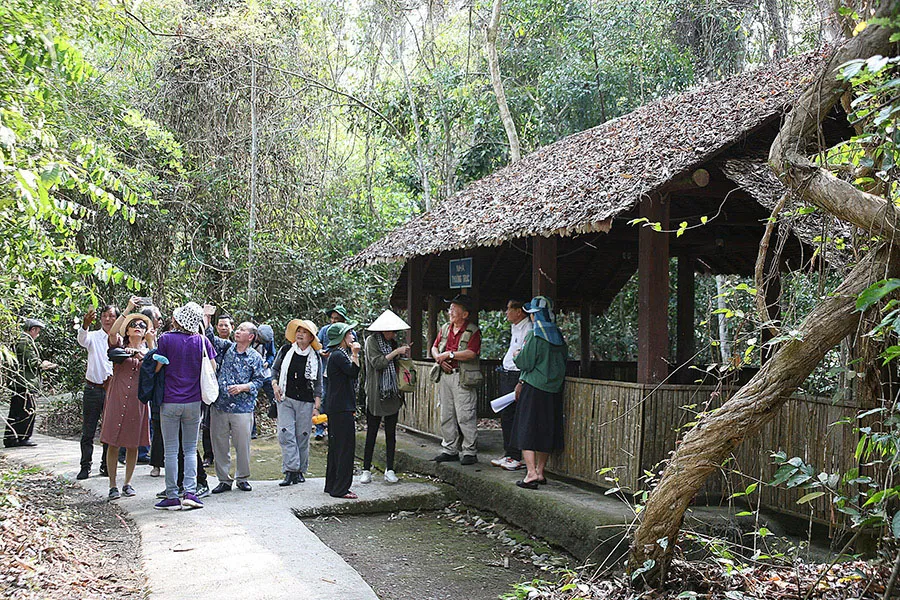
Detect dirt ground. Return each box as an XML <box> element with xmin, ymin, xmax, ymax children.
<box><xmin>0</xmin><ymin>456</ymin><xmax>148</xmax><ymax>599</ymax></box>
<box><xmin>305</xmin><ymin>503</ymin><xmax>572</xmax><ymax>600</ymax></box>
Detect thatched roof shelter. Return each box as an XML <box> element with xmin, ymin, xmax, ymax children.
<box><xmin>348</xmin><ymin>49</ymin><xmax>852</xmax><ymax>383</ymax></box>
<box><xmin>348</xmin><ymin>49</ymin><xmax>845</xmax><ymax>271</ymax></box>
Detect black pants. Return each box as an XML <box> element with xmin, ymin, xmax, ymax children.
<box><xmin>499</xmin><ymin>370</ymin><xmax>522</xmax><ymax>461</ymax></box>
<box><xmin>324</xmin><ymin>411</ymin><xmax>355</xmax><ymax>497</ymax></box>
<box><xmin>80</xmin><ymin>384</ymin><xmax>109</xmax><ymax>470</ymax></box>
<box><xmin>201</xmin><ymin>403</ymin><xmax>214</xmax><ymax>462</ymax></box>
<box><xmin>4</xmin><ymin>385</ymin><xmax>35</xmax><ymax>446</ymax></box>
<box><xmin>363</xmin><ymin>410</ymin><xmax>398</xmax><ymax>471</ymax></box>
<box><xmin>149</xmin><ymin>408</ymin><xmax>164</xmax><ymax>468</ymax></box>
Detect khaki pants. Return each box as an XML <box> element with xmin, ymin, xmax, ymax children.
<box><xmin>438</xmin><ymin>371</ymin><xmax>478</xmax><ymax>457</ymax></box>
<box><xmin>210</xmin><ymin>410</ymin><xmax>253</xmax><ymax>484</ymax></box>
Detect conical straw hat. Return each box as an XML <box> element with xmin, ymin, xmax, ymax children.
<box><xmin>366</xmin><ymin>309</ymin><xmax>411</xmax><ymax>332</ymax></box>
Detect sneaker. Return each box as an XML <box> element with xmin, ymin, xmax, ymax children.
<box><xmin>157</xmin><ymin>486</ymin><xmax>183</xmax><ymax>499</ymax></box>
<box><xmin>108</xmin><ymin>487</ymin><xmax>120</xmax><ymax>501</ymax></box>
<box><xmin>502</xmin><ymin>459</ymin><xmax>525</xmax><ymax>471</ymax></box>
<box><xmin>181</xmin><ymin>492</ymin><xmax>203</xmax><ymax>509</ymax></box>
<box><xmin>154</xmin><ymin>498</ymin><xmax>182</xmax><ymax>511</ymax></box>
<box><xmin>150</xmin><ymin>466</ymin><xmax>161</xmax><ymax>477</ymax></box>
<box><xmin>196</xmin><ymin>484</ymin><xmax>211</xmax><ymax>499</ymax></box>
<box><xmin>384</xmin><ymin>470</ymin><xmax>399</xmax><ymax>484</ymax></box>
<box><xmin>99</xmin><ymin>466</ymin><xmax>109</xmax><ymax>477</ymax></box>
<box><xmin>490</xmin><ymin>456</ymin><xmax>508</xmax><ymax>467</ymax></box>
<box><xmin>76</xmin><ymin>466</ymin><xmax>90</xmax><ymax>480</ymax></box>
<box><xmin>460</xmin><ymin>455</ymin><xmax>478</xmax><ymax>466</ymax></box>
<box><xmin>122</xmin><ymin>484</ymin><xmax>136</xmax><ymax>497</ymax></box>
<box><xmin>360</xmin><ymin>470</ymin><xmax>372</xmax><ymax>484</ymax></box>
<box><xmin>433</xmin><ymin>453</ymin><xmax>459</xmax><ymax>463</ymax></box>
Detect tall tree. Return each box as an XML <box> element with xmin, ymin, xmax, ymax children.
<box><xmin>485</xmin><ymin>0</ymin><xmax>521</xmax><ymax>162</ymax></box>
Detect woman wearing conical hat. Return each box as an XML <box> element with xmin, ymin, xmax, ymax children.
<box><xmin>360</xmin><ymin>310</ymin><xmax>411</xmax><ymax>485</ymax></box>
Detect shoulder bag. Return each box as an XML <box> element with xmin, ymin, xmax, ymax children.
<box><xmin>200</xmin><ymin>337</ymin><xmax>219</xmax><ymax>405</ymax></box>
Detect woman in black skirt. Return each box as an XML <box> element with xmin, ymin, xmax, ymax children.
<box><xmin>324</xmin><ymin>321</ymin><xmax>361</xmax><ymax>499</ymax></box>
<box><xmin>511</xmin><ymin>296</ymin><xmax>568</xmax><ymax>490</ymax></box>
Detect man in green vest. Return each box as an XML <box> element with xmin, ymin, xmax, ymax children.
<box><xmin>4</xmin><ymin>318</ymin><xmax>56</xmax><ymax>447</ymax></box>
<box><xmin>431</xmin><ymin>294</ymin><xmax>482</xmax><ymax>465</ymax></box>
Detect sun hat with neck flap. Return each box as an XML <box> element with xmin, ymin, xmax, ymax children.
<box><xmin>285</xmin><ymin>319</ymin><xmax>322</xmax><ymax>351</ymax></box>
<box><xmin>326</xmin><ymin>320</ymin><xmax>358</xmax><ymax>348</ymax></box>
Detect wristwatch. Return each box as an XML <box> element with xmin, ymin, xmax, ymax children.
<box><xmin>449</xmin><ymin>351</ymin><xmax>455</xmax><ymax>360</ymax></box>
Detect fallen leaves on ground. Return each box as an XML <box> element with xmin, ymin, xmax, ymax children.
<box><xmin>0</xmin><ymin>458</ymin><xmax>148</xmax><ymax>599</ymax></box>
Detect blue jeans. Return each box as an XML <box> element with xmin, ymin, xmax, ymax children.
<box><xmin>161</xmin><ymin>402</ymin><xmax>201</xmax><ymax>499</ymax></box>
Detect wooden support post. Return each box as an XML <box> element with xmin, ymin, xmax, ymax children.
<box><xmin>427</xmin><ymin>295</ymin><xmax>439</xmax><ymax>351</ymax></box>
<box><xmin>637</xmin><ymin>195</ymin><xmax>670</xmax><ymax>384</ymax></box>
<box><xmin>580</xmin><ymin>300</ymin><xmax>592</xmax><ymax>377</ymax></box>
<box><xmin>532</xmin><ymin>236</ymin><xmax>557</xmax><ymax>299</ymax></box>
<box><xmin>407</xmin><ymin>257</ymin><xmax>424</xmax><ymax>359</ymax></box>
<box><xmin>676</xmin><ymin>256</ymin><xmax>696</xmax><ymax>382</ymax></box>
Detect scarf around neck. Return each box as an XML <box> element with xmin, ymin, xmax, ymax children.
<box><xmin>374</xmin><ymin>333</ymin><xmax>399</xmax><ymax>401</ymax></box>
<box><xmin>279</xmin><ymin>342</ymin><xmax>319</xmax><ymax>394</ymax></box>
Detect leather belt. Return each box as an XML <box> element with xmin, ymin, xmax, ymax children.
<box><xmin>84</xmin><ymin>380</ymin><xmax>106</xmax><ymax>389</ymax></box>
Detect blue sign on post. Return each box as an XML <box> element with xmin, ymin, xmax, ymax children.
<box><xmin>449</xmin><ymin>258</ymin><xmax>473</xmax><ymax>289</ymax></box>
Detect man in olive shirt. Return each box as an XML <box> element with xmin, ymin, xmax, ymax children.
<box><xmin>4</xmin><ymin>318</ymin><xmax>56</xmax><ymax>447</ymax></box>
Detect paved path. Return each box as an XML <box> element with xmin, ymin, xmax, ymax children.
<box><xmin>0</xmin><ymin>434</ymin><xmax>445</xmax><ymax>600</ymax></box>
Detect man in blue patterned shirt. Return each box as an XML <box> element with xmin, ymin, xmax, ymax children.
<box><xmin>204</xmin><ymin>321</ymin><xmax>266</xmax><ymax>493</ymax></box>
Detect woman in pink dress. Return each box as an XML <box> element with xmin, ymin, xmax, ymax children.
<box><xmin>101</xmin><ymin>297</ymin><xmax>153</xmax><ymax>501</ymax></box>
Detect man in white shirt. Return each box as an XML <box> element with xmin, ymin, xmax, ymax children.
<box><xmin>491</xmin><ymin>299</ymin><xmax>532</xmax><ymax>471</ymax></box>
<box><xmin>76</xmin><ymin>305</ymin><xmax>119</xmax><ymax>480</ymax></box>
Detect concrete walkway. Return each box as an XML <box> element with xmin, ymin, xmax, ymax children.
<box><xmin>0</xmin><ymin>433</ymin><xmax>450</xmax><ymax>600</ymax></box>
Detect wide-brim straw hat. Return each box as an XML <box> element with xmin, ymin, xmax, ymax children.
<box><xmin>173</xmin><ymin>302</ymin><xmax>204</xmax><ymax>334</ymax></box>
<box><xmin>326</xmin><ymin>321</ymin><xmax>358</xmax><ymax>348</ymax></box>
<box><xmin>119</xmin><ymin>313</ymin><xmax>153</xmax><ymax>337</ymax></box>
<box><xmin>366</xmin><ymin>309</ymin><xmax>411</xmax><ymax>332</ymax></box>
<box><xmin>285</xmin><ymin>319</ymin><xmax>323</xmax><ymax>351</ymax></box>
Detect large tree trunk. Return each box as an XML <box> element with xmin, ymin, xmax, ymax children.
<box><xmin>485</xmin><ymin>0</ymin><xmax>521</xmax><ymax>163</ymax></box>
<box><xmin>628</xmin><ymin>4</ymin><xmax>900</xmax><ymax>586</ymax></box>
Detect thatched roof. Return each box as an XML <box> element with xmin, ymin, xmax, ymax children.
<box><xmin>347</xmin><ymin>50</ymin><xmax>831</xmax><ymax>269</ymax></box>
<box><xmin>719</xmin><ymin>156</ymin><xmax>852</xmax><ymax>265</ymax></box>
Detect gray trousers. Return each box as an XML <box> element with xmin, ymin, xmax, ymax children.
<box><xmin>438</xmin><ymin>371</ymin><xmax>478</xmax><ymax>457</ymax></box>
<box><xmin>277</xmin><ymin>397</ymin><xmax>314</xmax><ymax>474</ymax></box>
<box><xmin>210</xmin><ymin>409</ymin><xmax>253</xmax><ymax>484</ymax></box>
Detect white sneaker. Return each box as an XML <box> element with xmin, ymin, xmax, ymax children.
<box><xmin>490</xmin><ymin>456</ymin><xmax>508</xmax><ymax>467</ymax></box>
<box><xmin>384</xmin><ymin>470</ymin><xmax>399</xmax><ymax>484</ymax></box>
<box><xmin>502</xmin><ymin>459</ymin><xmax>525</xmax><ymax>471</ymax></box>
<box><xmin>360</xmin><ymin>470</ymin><xmax>372</xmax><ymax>484</ymax></box>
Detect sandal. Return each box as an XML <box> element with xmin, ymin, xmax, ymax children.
<box><xmin>341</xmin><ymin>492</ymin><xmax>358</xmax><ymax>499</ymax></box>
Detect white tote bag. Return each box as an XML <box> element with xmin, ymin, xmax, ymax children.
<box><xmin>200</xmin><ymin>338</ymin><xmax>219</xmax><ymax>405</ymax></box>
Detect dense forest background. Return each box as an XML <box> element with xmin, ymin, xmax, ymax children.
<box><xmin>1</xmin><ymin>0</ymin><xmax>847</xmax><ymax>387</ymax></box>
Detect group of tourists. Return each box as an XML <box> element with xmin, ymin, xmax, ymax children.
<box><xmin>4</xmin><ymin>291</ymin><xmax>569</xmax><ymax>509</ymax></box>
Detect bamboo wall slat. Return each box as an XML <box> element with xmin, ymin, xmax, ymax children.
<box><xmin>399</xmin><ymin>362</ymin><xmax>865</xmax><ymax>524</ymax></box>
